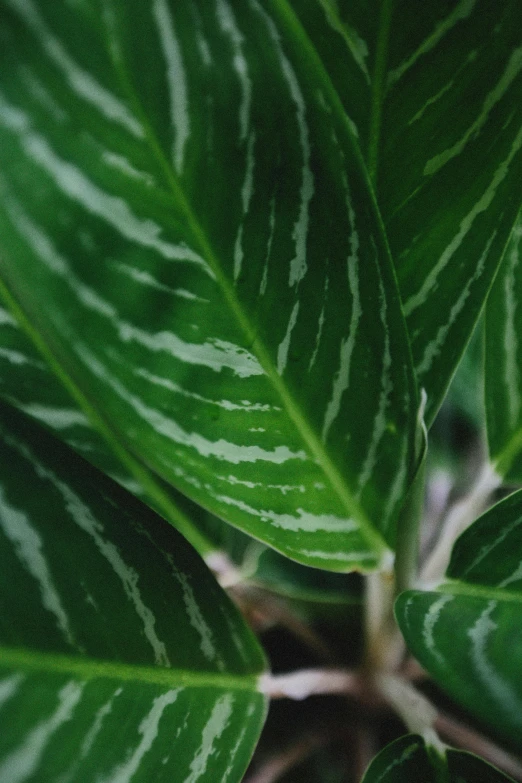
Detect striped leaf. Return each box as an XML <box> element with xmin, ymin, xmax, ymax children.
<box><xmin>0</xmin><ymin>299</ymin><xmax>235</xmax><ymax>558</ymax></box>
<box><xmin>294</xmin><ymin>0</ymin><xmax>522</xmax><ymax>423</ymax></box>
<box><xmin>362</xmin><ymin>735</ymin><xmax>515</xmax><ymax>783</ymax></box>
<box><xmin>361</xmin><ymin>735</ymin><xmax>439</xmax><ymax>782</ymax></box>
<box><xmin>0</xmin><ymin>400</ymin><xmax>267</xmax><ymax>783</ymax></box>
<box><xmin>0</xmin><ymin>0</ymin><xmax>418</xmax><ymax>571</ymax></box>
<box><xmin>485</xmin><ymin>210</ymin><xmax>522</xmax><ymax>480</ymax></box>
<box><xmin>396</xmin><ymin>489</ymin><xmax>522</xmax><ymax>749</ymax></box>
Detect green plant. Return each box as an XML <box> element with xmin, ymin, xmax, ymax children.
<box><xmin>0</xmin><ymin>0</ymin><xmax>521</xmax><ymax>780</ymax></box>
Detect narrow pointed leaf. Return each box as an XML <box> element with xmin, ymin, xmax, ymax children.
<box><xmin>396</xmin><ymin>489</ymin><xmax>522</xmax><ymax>749</ymax></box>
<box><xmin>294</xmin><ymin>0</ymin><xmax>522</xmax><ymax>423</ymax></box>
<box><xmin>485</xmin><ymin>210</ymin><xmax>522</xmax><ymax>479</ymax></box>
<box><xmin>0</xmin><ymin>0</ymin><xmax>417</xmax><ymax>570</ymax></box>
<box><xmin>0</xmin><ymin>401</ymin><xmax>267</xmax><ymax>782</ymax></box>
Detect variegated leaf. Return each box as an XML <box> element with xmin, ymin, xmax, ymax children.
<box><xmin>0</xmin><ymin>298</ymin><xmax>234</xmax><ymax>557</ymax></box>
<box><xmin>396</xmin><ymin>489</ymin><xmax>522</xmax><ymax>749</ymax></box>
<box><xmin>0</xmin><ymin>400</ymin><xmax>267</xmax><ymax>783</ymax></box>
<box><xmin>0</xmin><ymin>0</ymin><xmax>417</xmax><ymax>571</ymax></box>
<box><xmin>294</xmin><ymin>0</ymin><xmax>522</xmax><ymax>423</ymax></box>
<box><xmin>485</xmin><ymin>210</ymin><xmax>522</xmax><ymax>480</ymax></box>
<box><xmin>361</xmin><ymin>734</ymin><xmax>439</xmax><ymax>782</ymax></box>
<box><xmin>362</xmin><ymin>735</ymin><xmax>515</xmax><ymax>782</ymax></box>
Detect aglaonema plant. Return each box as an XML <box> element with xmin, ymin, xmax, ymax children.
<box><xmin>0</xmin><ymin>0</ymin><xmax>521</xmax><ymax>780</ymax></box>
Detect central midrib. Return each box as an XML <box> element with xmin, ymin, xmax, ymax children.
<box><xmin>0</xmin><ymin>646</ymin><xmax>263</xmax><ymax>692</ymax></box>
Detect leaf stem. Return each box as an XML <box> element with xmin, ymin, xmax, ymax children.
<box><xmin>421</xmin><ymin>460</ymin><xmax>501</xmax><ymax>585</ymax></box>
<box><xmin>258</xmin><ymin>668</ymin><xmax>361</xmax><ymax>701</ymax></box>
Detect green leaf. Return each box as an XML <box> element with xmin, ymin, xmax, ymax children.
<box><xmin>0</xmin><ymin>298</ymin><xmax>226</xmax><ymax>557</ymax></box>
<box><xmin>0</xmin><ymin>0</ymin><xmax>417</xmax><ymax>570</ymax></box>
<box><xmin>294</xmin><ymin>0</ymin><xmax>522</xmax><ymax>423</ymax></box>
<box><xmin>362</xmin><ymin>735</ymin><xmax>515</xmax><ymax>783</ymax></box>
<box><xmin>0</xmin><ymin>400</ymin><xmax>267</xmax><ymax>782</ymax></box>
<box><xmin>447</xmin><ymin>750</ymin><xmax>515</xmax><ymax>783</ymax></box>
<box><xmin>485</xmin><ymin>209</ymin><xmax>522</xmax><ymax>480</ymax></box>
<box><xmin>361</xmin><ymin>734</ymin><xmax>438</xmax><ymax>782</ymax></box>
<box><xmin>396</xmin><ymin>489</ymin><xmax>522</xmax><ymax>750</ymax></box>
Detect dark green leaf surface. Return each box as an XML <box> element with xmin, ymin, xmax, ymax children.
<box><xmin>396</xmin><ymin>489</ymin><xmax>522</xmax><ymax>749</ymax></box>
<box><xmin>362</xmin><ymin>735</ymin><xmax>515</xmax><ymax>782</ymax></box>
<box><xmin>296</xmin><ymin>0</ymin><xmax>522</xmax><ymax>423</ymax></box>
<box><xmin>447</xmin><ymin>750</ymin><xmax>515</xmax><ymax>783</ymax></box>
<box><xmin>0</xmin><ymin>0</ymin><xmax>417</xmax><ymax>570</ymax></box>
<box><xmin>361</xmin><ymin>735</ymin><xmax>438</xmax><ymax>782</ymax></box>
<box><xmin>0</xmin><ymin>401</ymin><xmax>267</xmax><ymax>782</ymax></box>
<box><xmin>485</xmin><ymin>210</ymin><xmax>522</xmax><ymax>479</ymax></box>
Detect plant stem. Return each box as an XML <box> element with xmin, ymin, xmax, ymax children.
<box><xmin>376</xmin><ymin>673</ymin><xmax>446</xmax><ymax>754</ymax></box>
<box><xmin>421</xmin><ymin>461</ymin><xmax>501</xmax><ymax>585</ymax></box>
<box><xmin>364</xmin><ymin>569</ymin><xmax>405</xmax><ymax>673</ymax></box>
<box><xmin>258</xmin><ymin>668</ymin><xmax>361</xmax><ymax>701</ymax></box>
<box><xmin>436</xmin><ymin>712</ymin><xmax>522</xmax><ymax>782</ymax></box>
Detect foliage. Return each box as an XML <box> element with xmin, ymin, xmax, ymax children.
<box><xmin>0</xmin><ymin>0</ymin><xmax>521</xmax><ymax>780</ymax></box>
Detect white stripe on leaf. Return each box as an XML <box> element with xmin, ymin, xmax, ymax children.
<box><xmin>0</xmin><ymin>485</ymin><xmax>77</xmax><ymax>649</ymax></box>
<box><xmin>152</xmin><ymin>0</ymin><xmax>190</xmax><ymax>173</ymax></box>
<box><xmin>468</xmin><ymin>601</ymin><xmax>522</xmax><ymax>721</ymax></box>
<box><xmin>78</xmin><ymin>346</ymin><xmax>307</xmax><ymax>466</ymax></box>
<box><xmin>387</xmin><ymin>0</ymin><xmax>477</xmax><ymax>87</ymax></box>
<box><xmin>277</xmin><ymin>301</ymin><xmax>299</xmax><ymax>375</ymax></box>
<box><xmin>99</xmin><ymin>690</ymin><xmax>181</xmax><ymax>783</ymax></box>
<box><xmin>322</xmin><ymin>184</ymin><xmax>361</xmax><ymax>442</ymax></box>
<box><xmin>5</xmin><ymin>434</ymin><xmax>171</xmax><ymax>667</ymax></box>
<box><xmin>0</xmin><ymin>95</ymin><xmax>212</xmax><ymax>277</ymax></box>
<box><xmin>251</xmin><ymin>0</ymin><xmax>314</xmax><ymax>288</ymax></box>
<box><xmin>216</xmin><ymin>0</ymin><xmax>252</xmax><ymax>142</ymax></box>
<box><xmin>5</xmin><ymin>0</ymin><xmax>143</xmax><ymax>137</ymax></box>
<box><xmin>424</xmin><ymin>47</ymin><xmax>522</xmax><ymax>175</ymax></box>
<box><xmin>182</xmin><ymin>694</ymin><xmax>234</xmax><ymax>783</ymax></box>
<box><xmin>405</xmin><ymin>122</ymin><xmax>522</xmax><ymax>319</ymax></box>
<box><xmin>0</xmin><ymin>681</ymin><xmax>84</xmax><ymax>783</ymax></box>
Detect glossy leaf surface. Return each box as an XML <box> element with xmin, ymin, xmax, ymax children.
<box><xmin>396</xmin><ymin>489</ymin><xmax>522</xmax><ymax>749</ymax></box>
<box><xmin>485</xmin><ymin>210</ymin><xmax>522</xmax><ymax>479</ymax></box>
<box><xmin>295</xmin><ymin>0</ymin><xmax>522</xmax><ymax>423</ymax></box>
<box><xmin>0</xmin><ymin>0</ymin><xmax>418</xmax><ymax>571</ymax></box>
<box><xmin>0</xmin><ymin>401</ymin><xmax>267</xmax><ymax>782</ymax></box>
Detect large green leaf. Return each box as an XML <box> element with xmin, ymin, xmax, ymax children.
<box><xmin>0</xmin><ymin>0</ymin><xmax>417</xmax><ymax>570</ymax></box>
<box><xmin>0</xmin><ymin>400</ymin><xmax>267</xmax><ymax>782</ymax></box>
<box><xmin>294</xmin><ymin>0</ymin><xmax>522</xmax><ymax>423</ymax></box>
<box><xmin>485</xmin><ymin>209</ymin><xmax>522</xmax><ymax>480</ymax></box>
<box><xmin>396</xmin><ymin>489</ymin><xmax>522</xmax><ymax>750</ymax></box>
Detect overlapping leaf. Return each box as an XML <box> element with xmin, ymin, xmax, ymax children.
<box><xmin>362</xmin><ymin>735</ymin><xmax>515</xmax><ymax>782</ymax></box>
<box><xmin>361</xmin><ymin>734</ymin><xmax>439</xmax><ymax>782</ymax></box>
<box><xmin>485</xmin><ymin>209</ymin><xmax>522</xmax><ymax>480</ymax></box>
<box><xmin>396</xmin><ymin>489</ymin><xmax>522</xmax><ymax>750</ymax></box>
<box><xmin>294</xmin><ymin>0</ymin><xmax>522</xmax><ymax>423</ymax></box>
<box><xmin>0</xmin><ymin>400</ymin><xmax>267</xmax><ymax>782</ymax></box>
<box><xmin>0</xmin><ymin>0</ymin><xmax>417</xmax><ymax>570</ymax></box>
